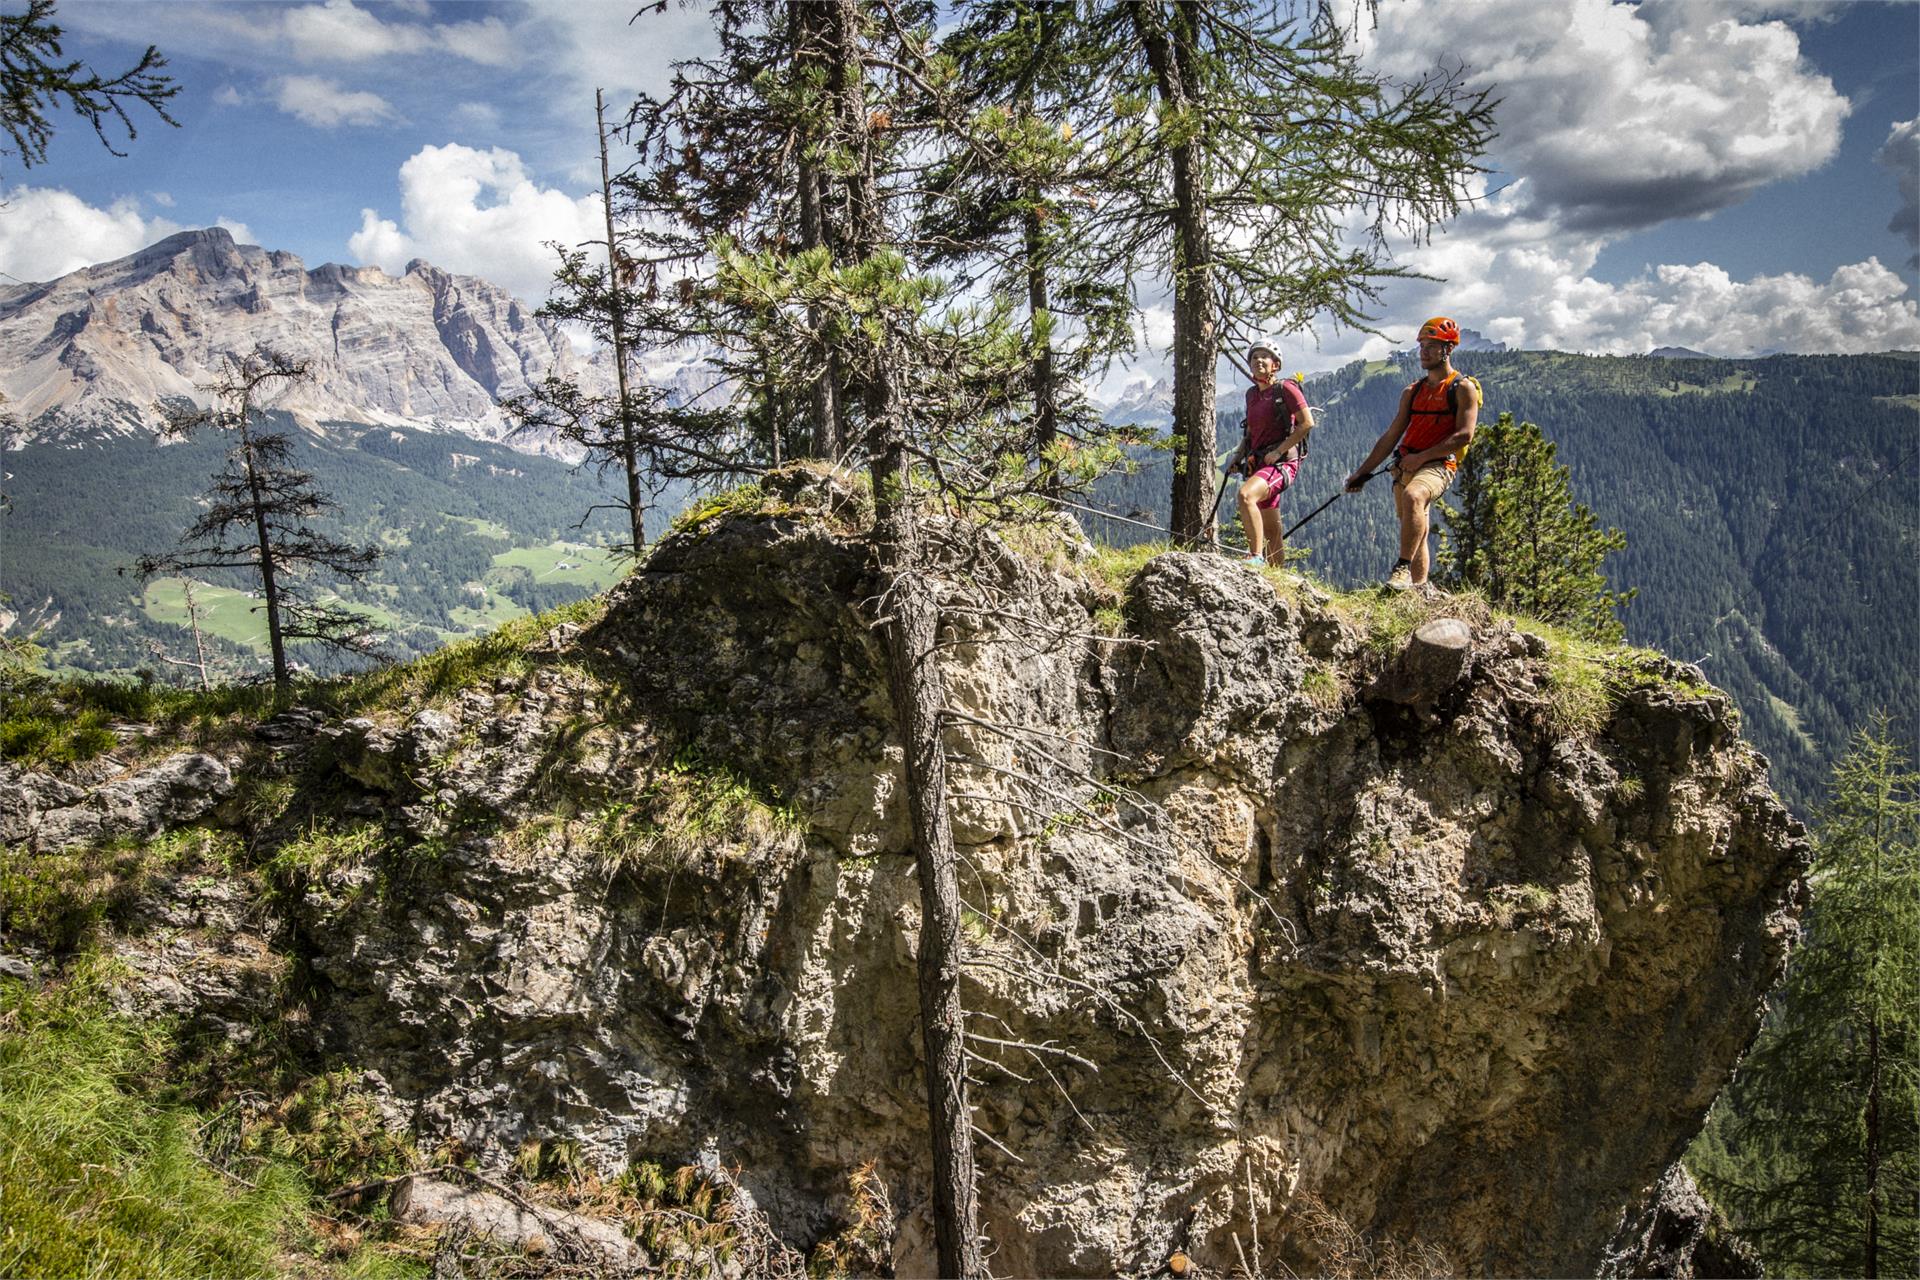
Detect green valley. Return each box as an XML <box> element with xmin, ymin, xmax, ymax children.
<box><xmin>2</xmin><ymin>419</ymin><xmax>660</xmax><ymax>679</ymax></box>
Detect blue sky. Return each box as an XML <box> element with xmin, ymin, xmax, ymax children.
<box><xmin>3</xmin><ymin>0</ymin><xmax>1916</xmax><ymax>380</ymax></box>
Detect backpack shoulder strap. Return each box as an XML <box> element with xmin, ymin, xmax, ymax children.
<box><xmin>1444</xmin><ymin>372</ymin><xmax>1479</xmax><ymax>414</ymax></box>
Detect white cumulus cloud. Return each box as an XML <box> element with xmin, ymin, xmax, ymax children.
<box><xmin>1365</xmin><ymin>0</ymin><xmax>1848</xmax><ymax>233</ymax></box>
<box><xmin>283</xmin><ymin>0</ymin><xmax>432</xmax><ymax>62</ymax></box>
<box><xmin>1344</xmin><ymin>212</ymin><xmax>1920</xmax><ymax>360</ymax></box>
<box><xmin>535</xmin><ymin>4</ymin><xmax>720</xmax><ymax>108</ymax></box>
<box><xmin>438</xmin><ymin>16</ymin><xmax>516</xmax><ymax>68</ymax></box>
<box><xmin>1259</xmin><ymin>0</ymin><xmax>1917</xmax><ymax>366</ymax></box>
<box><xmin>0</xmin><ymin>187</ymin><xmax>181</xmax><ymax>284</ymax></box>
<box><xmin>348</xmin><ymin>144</ymin><xmax>603</xmax><ymax>305</ymax></box>
<box><xmin>279</xmin><ymin>0</ymin><xmax>515</xmax><ymax>67</ymax></box>
<box><xmin>273</xmin><ymin>75</ymin><xmax>398</xmax><ymax>128</ymax></box>
<box><xmin>214</xmin><ymin>216</ymin><xmax>259</xmax><ymax>247</ymax></box>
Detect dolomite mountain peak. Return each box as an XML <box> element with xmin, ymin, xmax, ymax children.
<box><xmin>0</xmin><ymin>226</ymin><xmax>610</xmax><ymax>449</ymax></box>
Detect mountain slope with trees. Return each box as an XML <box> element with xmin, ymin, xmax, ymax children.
<box><xmin>1</xmin><ymin>420</ymin><xmax>644</xmax><ymax>677</ymax></box>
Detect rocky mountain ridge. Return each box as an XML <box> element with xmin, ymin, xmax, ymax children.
<box><xmin>0</xmin><ymin>469</ymin><xmax>1805</xmax><ymax>1276</ymax></box>
<box><xmin>0</xmin><ymin>227</ymin><xmax>610</xmax><ymax>448</ymax></box>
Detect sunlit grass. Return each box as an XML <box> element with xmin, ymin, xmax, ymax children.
<box><xmin>0</xmin><ymin>963</ymin><xmax>309</xmax><ymax>1279</ymax></box>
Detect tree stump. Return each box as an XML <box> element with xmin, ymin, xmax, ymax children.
<box><xmin>1366</xmin><ymin>617</ymin><xmax>1474</xmax><ymax>712</ymax></box>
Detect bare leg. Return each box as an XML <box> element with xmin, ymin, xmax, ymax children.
<box><xmin>1236</xmin><ymin>476</ymin><xmax>1271</xmax><ymax>557</ymax></box>
<box><xmin>1396</xmin><ymin>485</ymin><xmax>1434</xmax><ymax>583</ymax></box>
<box><xmin>1261</xmin><ymin>508</ymin><xmax>1285</xmax><ymax>565</ymax></box>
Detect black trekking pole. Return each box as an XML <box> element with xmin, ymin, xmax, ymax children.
<box><xmin>1283</xmin><ymin>468</ymin><xmax>1381</xmax><ymax>540</ymax></box>
<box><xmin>1206</xmin><ymin>448</ymin><xmax>1245</xmax><ymax>547</ymax></box>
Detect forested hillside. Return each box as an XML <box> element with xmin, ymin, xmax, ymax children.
<box><xmin>1</xmin><ymin>421</ymin><xmax>664</xmax><ymax>676</ymax></box>
<box><xmin>1090</xmin><ymin>350</ymin><xmax>1918</xmax><ymax>811</ymax></box>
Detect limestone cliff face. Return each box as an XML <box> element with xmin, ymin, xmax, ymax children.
<box><xmin>0</xmin><ymin>227</ymin><xmax>606</xmax><ymax>445</ymax></box>
<box><xmin>9</xmin><ymin>472</ymin><xmax>1805</xmax><ymax>1276</ymax></box>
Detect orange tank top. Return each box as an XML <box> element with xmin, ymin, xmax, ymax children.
<box><xmin>1403</xmin><ymin>372</ymin><xmax>1471</xmax><ymax>470</ymax></box>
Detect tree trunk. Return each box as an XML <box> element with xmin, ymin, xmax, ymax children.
<box><xmin>1025</xmin><ymin>198</ymin><xmax>1059</xmax><ymax>498</ymax></box>
<box><xmin>873</xmin><ymin>430</ymin><xmax>984</xmax><ymax>1280</ymax></box>
<box><xmin>1866</xmin><ymin>1011</ymin><xmax>1880</xmax><ymax>1278</ymax></box>
<box><xmin>1865</xmin><ymin>773</ymin><xmax>1886</xmax><ymax>1279</ymax></box>
<box><xmin>799</xmin><ymin>162</ymin><xmax>846</xmax><ymax>460</ymax></box>
<box><xmin>824</xmin><ymin>2</ymin><xmax>983</xmax><ymax>1271</ymax></box>
<box><xmin>236</xmin><ymin>409</ymin><xmax>290</xmax><ymax>697</ymax></box>
<box><xmin>1132</xmin><ymin>0</ymin><xmax>1216</xmax><ymax>545</ymax></box>
<box><xmin>597</xmin><ymin>88</ymin><xmax>646</xmax><ymax>552</ymax></box>
<box><xmin>183</xmin><ymin>580</ymin><xmax>211</xmax><ymax>691</ymax></box>
<box><xmin>794</xmin><ymin>2</ymin><xmax>846</xmax><ymax>460</ymax></box>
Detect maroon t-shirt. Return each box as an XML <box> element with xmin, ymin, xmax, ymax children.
<box><xmin>1246</xmin><ymin>379</ymin><xmax>1308</xmax><ymax>461</ymax></box>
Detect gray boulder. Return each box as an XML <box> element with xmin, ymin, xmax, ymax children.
<box><xmin>20</xmin><ymin>752</ymin><xmax>233</xmax><ymax>852</ymax></box>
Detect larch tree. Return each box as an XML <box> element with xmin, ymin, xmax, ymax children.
<box><xmin>1</xmin><ymin>0</ymin><xmax>177</xmax><ymax>177</ymax></box>
<box><xmin>1691</xmin><ymin>719</ymin><xmax>1919</xmax><ymax>1276</ymax></box>
<box><xmin>1436</xmin><ymin>411</ymin><xmax>1634</xmax><ymax>642</ymax></box>
<box><xmin>1071</xmin><ymin>0</ymin><xmax>1493</xmax><ymax>542</ymax></box>
<box><xmin>136</xmin><ymin>349</ymin><xmax>382</xmax><ymax>697</ymax></box>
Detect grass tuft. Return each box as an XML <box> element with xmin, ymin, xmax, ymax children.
<box><xmin>0</xmin><ymin>703</ymin><xmax>120</xmax><ymax>767</ymax></box>
<box><xmin>1081</xmin><ymin>540</ymin><xmax>1171</xmax><ymax>599</ymax></box>
<box><xmin>591</xmin><ymin>749</ymin><xmax>805</xmax><ymax>877</ymax></box>
<box><xmin>0</xmin><ymin>830</ymin><xmax>237</xmax><ymax>954</ymax></box>
<box><xmin>0</xmin><ymin>963</ymin><xmax>310</xmax><ymax>1279</ymax></box>
<box><xmin>326</xmin><ymin>594</ymin><xmax>607</xmax><ymax>716</ymax></box>
<box><xmin>668</xmin><ymin>483</ymin><xmax>775</xmax><ymax>537</ymax></box>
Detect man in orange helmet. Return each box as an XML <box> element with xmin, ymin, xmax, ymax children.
<box><xmin>1345</xmin><ymin>316</ymin><xmax>1481</xmax><ymax>591</ymax></box>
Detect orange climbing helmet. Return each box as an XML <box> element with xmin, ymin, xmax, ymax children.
<box><xmin>1417</xmin><ymin>316</ymin><xmax>1461</xmax><ymax>346</ymax></box>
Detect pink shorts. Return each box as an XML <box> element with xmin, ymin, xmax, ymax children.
<box><xmin>1249</xmin><ymin>459</ymin><xmax>1299</xmax><ymax>511</ymax></box>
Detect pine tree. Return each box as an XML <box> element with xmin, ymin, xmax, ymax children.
<box><xmin>921</xmin><ymin>0</ymin><xmax>1141</xmax><ymax>496</ymax></box>
<box><xmin>135</xmin><ymin>349</ymin><xmax>382</xmax><ymax>697</ymax></box>
<box><xmin>1692</xmin><ymin>720</ymin><xmax>1920</xmax><ymax>1276</ymax></box>
<box><xmin>1437</xmin><ymin>411</ymin><xmax>1634</xmax><ymax>641</ymax></box>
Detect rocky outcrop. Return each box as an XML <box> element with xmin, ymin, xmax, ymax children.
<box><xmin>8</xmin><ymin>484</ymin><xmax>1805</xmax><ymax>1276</ymax></box>
<box><xmin>241</xmin><ymin>489</ymin><xmax>1802</xmax><ymax>1277</ymax></box>
<box><xmin>1604</xmin><ymin>1165</ymin><xmax>1761</xmax><ymax>1278</ymax></box>
<box><xmin>388</xmin><ymin>1174</ymin><xmax>648</xmax><ymax>1272</ymax></box>
<box><xmin>1</xmin><ymin>751</ymin><xmax>233</xmax><ymax>852</ymax></box>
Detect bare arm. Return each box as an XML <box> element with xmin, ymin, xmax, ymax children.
<box><xmin>1347</xmin><ymin>387</ymin><xmax>1413</xmax><ymax>490</ymax></box>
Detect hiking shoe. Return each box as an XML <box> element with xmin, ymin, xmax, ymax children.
<box><xmin>1241</xmin><ymin>554</ymin><xmax>1266</xmax><ymax>567</ymax></box>
<box><xmin>1386</xmin><ymin>562</ymin><xmax>1413</xmax><ymax>592</ymax></box>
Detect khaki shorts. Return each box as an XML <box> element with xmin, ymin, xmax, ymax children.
<box><xmin>1392</xmin><ymin>458</ymin><xmax>1453</xmax><ymax>504</ymax></box>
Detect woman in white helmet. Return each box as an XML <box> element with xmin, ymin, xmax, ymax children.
<box><xmin>1232</xmin><ymin>339</ymin><xmax>1314</xmax><ymax>566</ymax></box>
